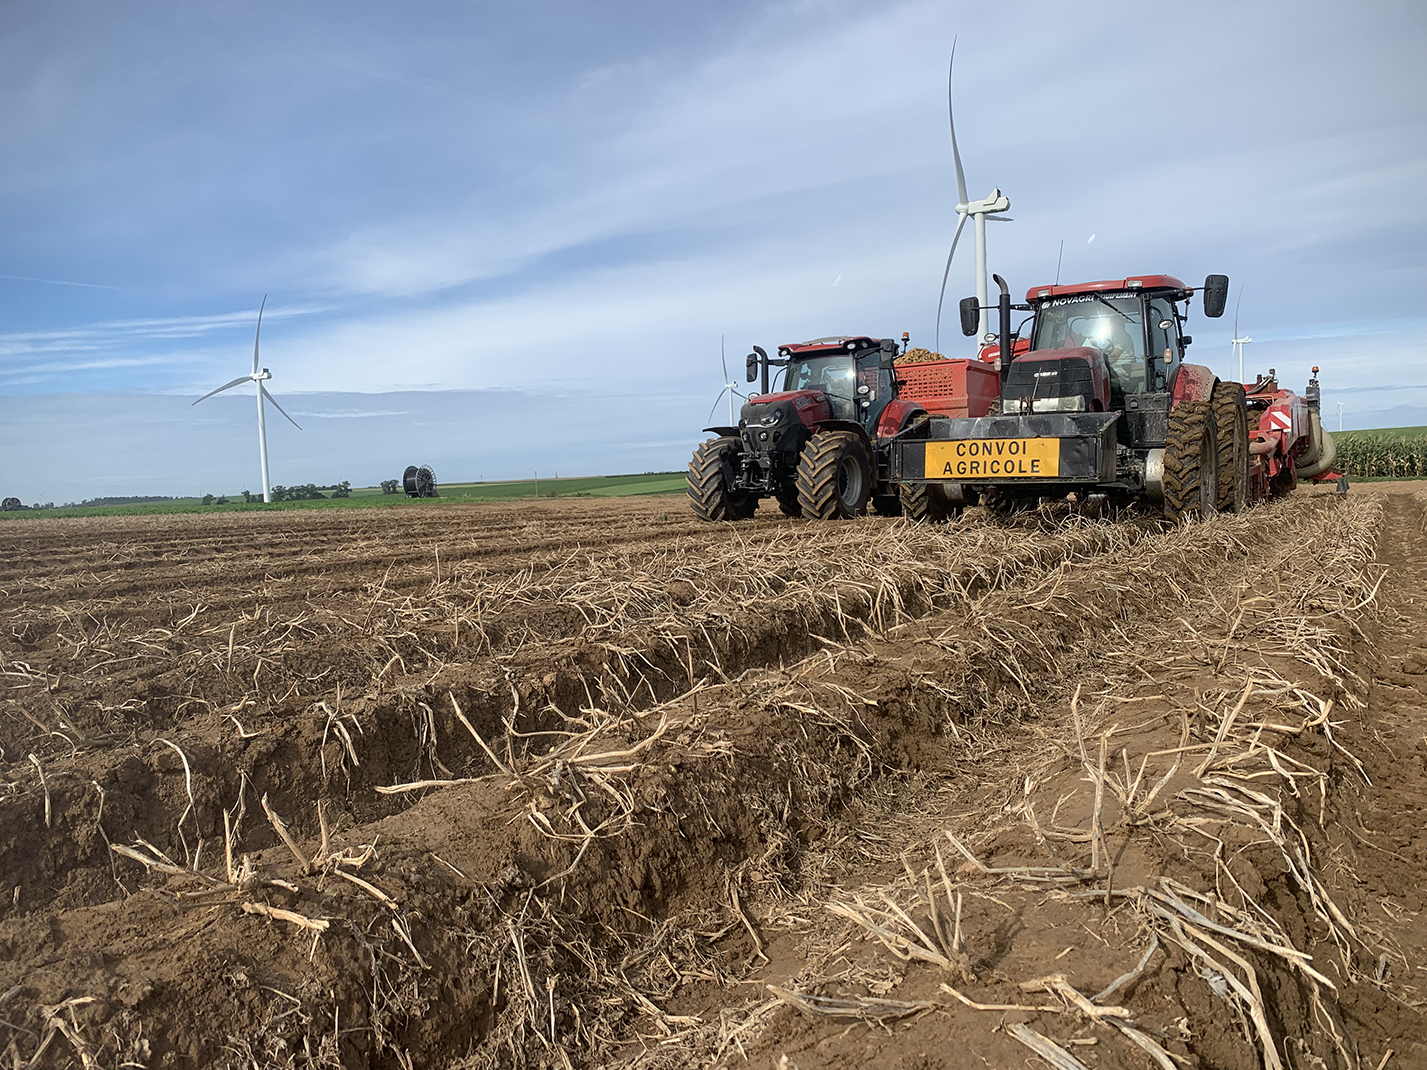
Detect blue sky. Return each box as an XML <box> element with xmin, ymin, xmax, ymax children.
<box><xmin>2</xmin><ymin>0</ymin><xmax>1424</xmax><ymax>502</ymax></box>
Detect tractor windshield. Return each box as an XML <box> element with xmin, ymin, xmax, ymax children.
<box><xmin>1032</xmin><ymin>293</ymin><xmax>1148</xmax><ymax>396</ymax></box>
<box><xmin>782</xmin><ymin>355</ymin><xmax>859</xmax><ymax>420</ymax></box>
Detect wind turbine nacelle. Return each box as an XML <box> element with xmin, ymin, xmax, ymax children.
<box><xmin>962</xmin><ymin>191</ymin><xmax>1010</xmax><ymax>215</ymax></box>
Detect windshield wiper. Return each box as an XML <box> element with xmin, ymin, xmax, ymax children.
<box><xmin>1089</xmin><ymin>294</ymin><xmax>1136</xmax><ymax>322</ymax></box>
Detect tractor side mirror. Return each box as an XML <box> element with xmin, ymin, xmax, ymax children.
<box><xmin>958</xmin><ymin>296</ymin><xmax>980</xmax><ymax>337</ymax></box>
<box><xmin>879</xmin><ymin>338</ymin><xmax>897</xmax><ymax>368</ymax></box>
<box><xmin>1201</xmin><ymin>275</ymin><xmax>1229</xmax><ymax>318</ymax></box>
<box><xmin>746</xmin><ymin>352</ymin><xmax>758</xmax><ymax>383</ymax></box>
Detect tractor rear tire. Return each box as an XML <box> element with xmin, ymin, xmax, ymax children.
<box><xmin>687</xmin><ymin>437</ymin><xmax>759</xmax><ymax>521</ymax></box>
<box><xmin>1163</xmin><ymin>401</ymin><xmax>1220</xmax><ymax>521</ymax></box>
<box><xmin>899</xmin><ymin>482</ymin><xmax>958</xmax><ymax>523</ymax></box>
<box><xmin>794</xmin><ymin>432</ymin><xmax>872</xmax><ymax>519</ymax></box>
<box><xmin>1212</xmin><ymin>382</ymin><xmax>1249</xmax><ymax>513</ymax></box>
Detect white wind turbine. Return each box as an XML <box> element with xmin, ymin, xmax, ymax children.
<box><xmin>1231</xmin><ymin>287</ymin><xmax>1252</xmax><ymax>384</ymax></box>
<box><xmin>935</xmin><ymin>38</ymin><xmax>1013</xmax><ymax>353</ymax></box>
<box><xmin>192</xmin><ymin>296</ymin><xmax>302</xmax><ymax>503</ymax></box>
<box><xmin>708</xmin><ymin>335</ymin><xmax>745</xmax><ymax>426</ymax></box>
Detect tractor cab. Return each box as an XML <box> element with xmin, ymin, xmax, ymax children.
<box><xmin>1001</xmin><ymin>276</ymin><xmax>1199</xmax><ymax>438</ymax></box>
<box><xmin>733</xmin><ymin>336</ymin><xmax>898</xmax><ymax>452</ymax></box>
<box><xmin>772</xmin><ymin>337</ymin><xmax>895</xmax><ymax>431</ymax></box>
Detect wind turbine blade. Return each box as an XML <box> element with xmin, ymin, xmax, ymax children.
<box><xmin>985</xmin><ymin>215</ymin><xmax>1014</xmax><ymax>222</ymax></box>
<box><xmin>1234</xmin><ymin>285</ymin><xmax>1244</xmax><ymax>338</ymax></box>
<box><xmin>192</xmin><ymin>375</ymin><xmax>252</xmax><ymax>405</ymax></box>
<box><xmin>708</xmin><ymin>387</ymin><xmax>730</xmax><ymax>424</ymax></box>
<box><xmin>948</xmin><ymin>39</ymin><xmax>969</xmax><ymax>207</ymax></box>
<box><xmin>260</xmin><ymin>384</ymin><xmax>302</xmax><ymax>430</ymax></box>
<box><xmin>935</xmin><ymin>213</ymin><xmax>970</xmax><ymax>355</ymax></box>
<box><xmin>721</xmin><ymin>334</ymin><xmax>729</xmax><ymax>386</ymax></box>
<box><xmin>252</xmin><ymin>294</ymin><xmax>267</xmax><ymax>375</ymax></box>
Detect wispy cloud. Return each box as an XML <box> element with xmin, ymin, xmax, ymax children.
<box><xmin>0</xmin><ymin>273</ymin><xmax>132</xmax><ymax>290</ymax></box>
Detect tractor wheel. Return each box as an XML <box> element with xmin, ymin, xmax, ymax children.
<box><xmin>687</xmin><ymin>437</ymin><xmax>758</xmax><ymax>521</ymax></box>
<box><xmin>1212</xmin><ymin>382</ymin><xmax>1249</xmax><ymax>513</ymax></box>
<box><xmin>872</xmin><ymin>493</ymin><xmax>903</xmax><ymax>518</ymax></box>
<box><xmin>979</xmin><ymin>487</ymin><xmax>1026</xmax><ymax>518</ymax></box>
<box><xmin>1162</xmin><ymin>401</ymin><xmax>1220</xmax><ymax>521</ymax></box>
<box><xmin>794</xmin><ymin>432</ymin><xmax>872</xmax><ymax>519</ymax></box>
<box><xmin>775</xmin><ymin>488</ymin><xmax>803</xmax><ymax>518</ymax></box>
<box><xmin>898</xmin><ymin>482</ymin><xmax>958</xmax><ymax>523</ymax></box>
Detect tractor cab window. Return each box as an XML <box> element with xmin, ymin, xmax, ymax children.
<box><xmin>1032</xmin><ymin>293</ymin><xmax>1147</xmax><ymax>399</ymax></box>
<box><xmin>783</xmin><ymin>355</ymin><xmax>859</xmax><ymax>420</ymax></box>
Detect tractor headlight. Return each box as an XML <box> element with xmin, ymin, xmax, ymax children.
<box><xmin>1027</xmin><ymin>396</ymin><xmax>1088</xmax><ymax>413</ymax></box>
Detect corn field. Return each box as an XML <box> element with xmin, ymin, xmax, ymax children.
<box><xmin>1333</xmin><ymin>426</ymin><xmax>1427</xmax><ymax>478</ymax></box>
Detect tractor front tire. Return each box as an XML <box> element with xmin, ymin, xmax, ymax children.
<box><xmin>898</xmin><ymin>482</ymin><xmax>958</xmax><ymax>523</ymax></box>
<box><xmin>1212</xmin><ymin>381</ymin><xmax>1249</xmax><ymax>513</ymax></box>
<box><xmin>1163</xmin><ymin>401</ymin><xmax>1220</xmax><ymax>521</ymax></box>
<box><xmin>794</xmin><ymin>432</ymin><xmax>872</xmax><ymax>519</ymax></box>
<box><xmin>687</xmin><ymin>437</ymin><xmax>758</xmax><ymax>521</ymax></box>
<box><xmin>775</xmin><ymin>488</ymin><xmax>803</xmax><ymax>518</ymax></box>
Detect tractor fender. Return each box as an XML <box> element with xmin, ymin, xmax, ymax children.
<box><xmin>702</xmin><ymin>426</ymin><xmax>740</xmax><ymax>436</ymax></box>
<box><xmin>1170</xmin><ymin>364</ymin><xmax>1217</xmax><ymax>406</ymax></box>
<box><xmin>816</xmin><ymin>419</ymin><xmax>874</xmax><ymax>449</ymax></box>
<box><xmin>876</xmin><ymin>399</ymin><xmax>926</xmax><ymax>440</ymax></box>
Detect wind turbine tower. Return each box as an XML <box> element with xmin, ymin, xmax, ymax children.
<box><xmin>192</xmin><ymin>296</ymin><xmax>303</xmax><ymax>503</ymax></box>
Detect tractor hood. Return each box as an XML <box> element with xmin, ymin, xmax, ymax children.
<box><xmin>742</xmin><ymin>390</ymin><xmax>831</xmax><ymax>428</ymax></box>
<box><xmin>1013</xmin><ymin>345</ymin><xmax>1104</xmax><ymax>368</ymax></box>
<box><xmin>1002</xmin><ymin>347</ymin><xmax>1111</xmax><ymax>414</ymax></box>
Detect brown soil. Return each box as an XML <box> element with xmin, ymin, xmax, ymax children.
<box><xmin>2</xmin><ymin>489</ymin><xmax>1424</xmax><ymax>1069</ymax></box>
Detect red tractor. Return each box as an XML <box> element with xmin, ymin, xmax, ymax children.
<box><xmin>686</xmin><ymin>335</ymin><xmax>1001</xmax><ymax>521</ymax></box>
<box><xmin>687</xmin><ymin>336</ymin><xmax>906</xmax><ymax>521</ymax></box>
<box><xmin>688</xmin><ymin>272</ymin><xmax>1341</xmax><ymax>523</ymax></box>
<box><xmin>886</xmin><ymin>271</ymin><xmax>1342</xmax><ymax>517</ymax></box>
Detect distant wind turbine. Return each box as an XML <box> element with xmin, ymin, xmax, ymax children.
<box><xmin>935</xmin><ymin>38</ymin><xmax>1013</xmax><ymax>353</ymax></box>
<box><xmin>708</xmin><ymin>335</ymin><xmax>745</xmax><ymax>425</ymax></box>
<box><xmin>192</xmin><ymin>296</ymin><xmax>302</xmax><ymax>503</ymax></box>
<box><xmin>1231</xmin><ymin>287</ymin><xmax>1252</xmax><ymax>384</ymax></box>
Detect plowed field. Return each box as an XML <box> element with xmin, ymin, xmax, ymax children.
<box><xmin>3</xmin><ymin>489</ymin><xmax>1426</xmax><ymax>1069</ymax></box>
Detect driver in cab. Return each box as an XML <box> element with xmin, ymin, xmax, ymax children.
<box><xmin>1071</xmin><ymin>315</ymin><xmax>1141</xmax><ymax>388</ymax></box>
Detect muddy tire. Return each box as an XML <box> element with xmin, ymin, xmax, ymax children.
<box><xmin>775</xmin><ymin>488</ymin><xmax>803</xmax><ymax>518</ymax></box>
<box><xmin>1163</xmin><ymin>401</ymin><xmax>1220</xmax><ymax>521</ymax></box>
<box><xmin>794</xmin><ymin>432</ymin><xmax>872</xmax><ymax>519</ymax></box>
<box><xmin>978</xmin><ymin>486</ymin><xmax>1027</xmax><ymax>518</ymax></box>
<box><xmin>898</xmin><ymin>482</ymin><xmax>958</xmax><ymax>523</ymax></box>
<box><xmin>872</xmin><ymin>493</ymin><xmax>903</xmax><ymax>518</ymax></box>
<box><xmin>687</xmin><ymin>437</ymin><xmax>759</xmax><ymax>521</ymax></box>
<box><xmin>1212</xmin><ymin>381</ymin><xmax>1249</xmax><ymax>513</ymax></box>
